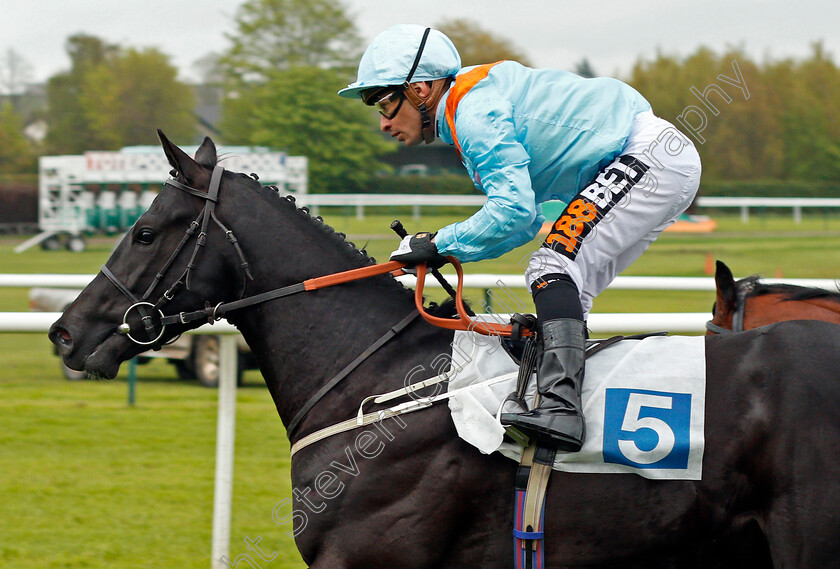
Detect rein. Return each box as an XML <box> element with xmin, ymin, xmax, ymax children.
<box><xmin>103</xmin><ymin>166</ymin><xmax>525</xmax><ymax>341</ymax></box>
<box><xmin>156</xmin><ymin>255</ymin><xmax>526</xmax><ymax>338</ymax></box>
<box><xmin>99</xmin><ymin>166</ymin><xmax>530</xmax><ymax>441</ymax></box>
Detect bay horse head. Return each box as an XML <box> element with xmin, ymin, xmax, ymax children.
<box><xmin>707</xmin><ymin>259</ymin><xmax>840</xmax><ymax>334</ymax></box>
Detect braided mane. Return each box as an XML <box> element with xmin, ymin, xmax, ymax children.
<box><xmin>220</xmin><ymin>169</ymin><xmax>461</xmax><ymax>317</ymax></box>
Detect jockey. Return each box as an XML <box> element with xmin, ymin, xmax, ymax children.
<box><xmin>339</xmin><ymin>24</ymin><xmax>701</xmax><ymax>452</ymax></box>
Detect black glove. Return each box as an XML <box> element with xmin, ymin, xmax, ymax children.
<box><xmin>389</xmin><ymin>232</ymin><xmax>448</xmax><ymax>269</ymax></box>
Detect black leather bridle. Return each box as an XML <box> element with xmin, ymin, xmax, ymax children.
<box><xmin>100</xmin><ymin>165</ymin><xmax>253</xmax><ymax>348</ymax></box>
<box><xmin>705</xmin><ymin>286</ymin><xmax>752</xmax><ymax>335</ymax></box>
<box><xmin>99</xmin><ymin>166</ymin><xmax>421</xmax><ymax>439</ymax></box>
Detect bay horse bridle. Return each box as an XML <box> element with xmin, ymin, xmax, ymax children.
<box><xmin>705</xmin><ymin>285</ymin><xmax>753</xmax><ymax>335</ymax></box>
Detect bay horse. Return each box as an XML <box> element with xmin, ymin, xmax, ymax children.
<box><xmin>707</xmin><ymin>260</ymin><xmax>840</xmax><ymax>334</ymax></box>
<box><xmin>49</xmin><ymin>133</ymin><xmax>840</xmax><ymax>568</ymax></box>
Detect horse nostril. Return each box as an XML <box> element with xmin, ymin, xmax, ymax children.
<box><xmin>49</xmin><ymin>325</ymin><xmax>74</xmax><ymax>355</ymax></box>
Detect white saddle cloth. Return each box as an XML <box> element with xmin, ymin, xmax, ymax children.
<box><xmin>446</xmin><ymin>331</ymin><xmax>706</xmax><ymax>480</ymax></box>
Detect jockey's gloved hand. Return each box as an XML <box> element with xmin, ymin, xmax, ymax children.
<box><xmin>390</xmin><ymin>232</ymin><xmax>448</xmax><ymax>269</ymax></box>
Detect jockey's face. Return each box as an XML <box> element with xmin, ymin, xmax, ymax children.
<box><xmin>379</xmin><ymin>82</ymin><xmax>430</xmax><ymax>147</ymax></box>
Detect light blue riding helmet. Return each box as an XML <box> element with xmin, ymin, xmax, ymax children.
<box><xmin>338</xmin><ymin>24</ymin><xmax>462</xmax><ymax>100</ymax></box>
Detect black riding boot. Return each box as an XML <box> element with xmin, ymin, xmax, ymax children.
<box><xmin>501</xmin><ymin>318</ymin><xmax>587</xmax><ymax>452</ymax></box>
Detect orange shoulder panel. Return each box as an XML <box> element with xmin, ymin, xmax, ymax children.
<box><xmin>444</xmin><ymin>61</ymin><xmax>505</xmax><ymax>154</ymax></box>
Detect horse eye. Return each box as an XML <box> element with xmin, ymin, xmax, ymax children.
<box><xmin>136</xmin><ymin>228</ymin><xmax>155</xmax><ymax>245</ymax></box>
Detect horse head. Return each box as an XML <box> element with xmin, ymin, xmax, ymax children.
<box><xmin>708</xmin><ymin>259</ymin><xmax>840</xmax><ymax>334</ymax></box>
<box><xmin>49</xmin><ymin>131</ymin><xmax>263</xmax><ymax>378</ymax></box>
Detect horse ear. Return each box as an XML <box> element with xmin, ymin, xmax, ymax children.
<box><xmin>714</xmin><ymin>260</ymin><xmax>737</xmax><ymax>313</ymax></box>
<box><xmin>194</xmin><ymin>136</ymin><xmax>217</xmax><ymax>169</ymax></box>
<box><xmin>157</xmin><ymin>129</ymin><xmax>206</xmax><ymax>184</ymax></box>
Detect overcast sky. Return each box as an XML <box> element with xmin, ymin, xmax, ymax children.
<box><xmin>2</xmin><ymin>0</ymin><xmax>838</xmax><ymax>85</ymax></box>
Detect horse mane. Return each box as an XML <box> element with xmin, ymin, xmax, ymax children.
<box><xmin>271</xmin><ymin>186</ymin><xmax>381</xmax><ymax>265</ymax></box>
<box><xmin>739</xmin><ymin>275</ymin><xmax>840</xmax><ymax>304</ymax></box>
<box><xmin>217</xmin><ymin>166</ymin><xmax>468</xmax><ymax>318</ymax></box>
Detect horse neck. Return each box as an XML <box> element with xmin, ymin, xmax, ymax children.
<box><xmin>745</xmin><ymin>293</ymin><xmax>840</xmax><ymax>328</ymax></box>
<box><xmin>223</xmin><ymin>196</ymin><xmax>452</xmax><ymax>436</ymax></box>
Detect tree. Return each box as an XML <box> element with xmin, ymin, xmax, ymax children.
<box><xmin>45</xmin><ymin>35</ymin><xmax>121</xmax><ymax>153</ymax></box>
<box><xmin>0</xmin><ymin>102</ymin><xmax>35</xmax><ymax>173</ymax></box>
<box><xmin>780</xmin><ymin>42</ymin><xmax>840</xmax><ymax>181</ymax></box>
<box><xmin>102</xmin><ymin>48</ymin><xmax>196</xmax><ymax>146</ymax></box>
<box><xmin>217</xmin><ymin>0</ymin><xmax>389</xmax><ymax>192</ymax></box>
<box><xmin>219</xmin><ymin>0</ymin><xmax>362</xmax><ymax>84</ymax></box>
<box><xmin>65</xmin><ymin>34</ymin><xmax>118</xmax><ymax>70</ymax></box>
<box><xmin>435</xmin><ymin>18</ymin><xmax>532</xmax><ymax>67</ymax></box>
<box><xmin>626</xmin><ymin>44</ymin><xmax>840</xmax><ymax>183</ymax></box>
<box><xmin>193</xmin><ymin>52</ymin><xmax>226</xmax><ymax>85</ymax></box>
<box><xmin>573</xmin><ymin>58</ymin><xmax>597</xmax><ymax>78</ymax></box>
<box><xmin>45</xmin><ymin>35</ymin><xmax>195</xmax><ymax>153</ymax></box>
<box><xmin>220</xmin><ymin>66</ymin><xmax>393</xmax><ymax>193</ymax></box>
<box><xmin>0</xmin><ymin>48</ymin><xmax>34</xmax><ymax>95</ymax></box>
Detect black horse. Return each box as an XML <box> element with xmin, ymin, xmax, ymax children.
<box><xmin>50</xmin><ymin>134</ymin><xmax>840</xmax><ymax>568</ymax></box>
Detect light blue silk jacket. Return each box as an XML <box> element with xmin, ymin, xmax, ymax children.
<box><xmin>433</xmin><ymin>61</ymin><xmax>651</xmax><ymax>262</ymax></box>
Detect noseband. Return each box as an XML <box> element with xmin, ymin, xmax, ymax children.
<box><xmin>100</xmin><ymin>165</ymin><xmax>253</xmax><ymax>348</ymax></box>
<box><xmin>705</xmin><ymin>286</ymin><xmax>751</xmax><ymax>335</ymax></box>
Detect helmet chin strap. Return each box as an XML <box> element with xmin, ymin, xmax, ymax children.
<box><xmin>403</xmin><ymin>78</ymin><xmax>453</xmax><ymax>144</ymax></box>
<box><xmin>398</xmin><ymin>27</ymin><xmax>452</xmax><ymax>145</ymax></box>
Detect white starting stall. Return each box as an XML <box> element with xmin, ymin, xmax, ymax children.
<box><xmin>16</xmin><ymin>146</ymin><xmax>308</xmax><ymax>253</ymax></box>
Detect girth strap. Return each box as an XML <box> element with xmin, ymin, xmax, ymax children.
<box><xmin>286</xmin><ymin>309</ymin><xmax>420</xmax><ymax>438</ymax></box>
<box><xmin>514</xmin><ymin>444</ymin><xmax>556</xmax><ymax>569</ymax></box>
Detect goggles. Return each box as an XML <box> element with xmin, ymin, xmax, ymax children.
<box><xmin>373</xmin><ymin>89</ymin><xmax>406</xmax><ymax>119</ymax></box>
<box><xmin>360</xmin><ymin>28</ymin><xmax>432</xmax><ymax>121</ymax></box>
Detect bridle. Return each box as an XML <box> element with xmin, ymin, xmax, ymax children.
<box><xmin>705</xmin><ymin>286</ymin><xmax>752</xmax><ymax>335</ymax></box>
<box><xmin>102</xmin><ymin>163</ymin><xmax>526</xmax><ymax>346</ymax></box>
<box><xmin>99</xmin><ymin>164</ymin><xmax>531</xmax><ymax>438</ymax></box>
<box><xmin>100</xmin><ymin>165</ymin><xmax>253</xmax><ymax>348</ymax></box>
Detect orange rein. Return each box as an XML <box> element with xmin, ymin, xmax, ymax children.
<box><xmin>302</xmin><ymin>259</ymin><xmax>521</xmax><ymax>337</ymax></box>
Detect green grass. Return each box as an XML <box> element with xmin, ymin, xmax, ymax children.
<box><xmin>1</xmin><ymin>211</ymin><xmax>839</xmax><ymax>567</ymax></box>
<box><xmin>0</xmin><ymin>336</ymin><xmax>300</xmax><ymax>568</ymax></box>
